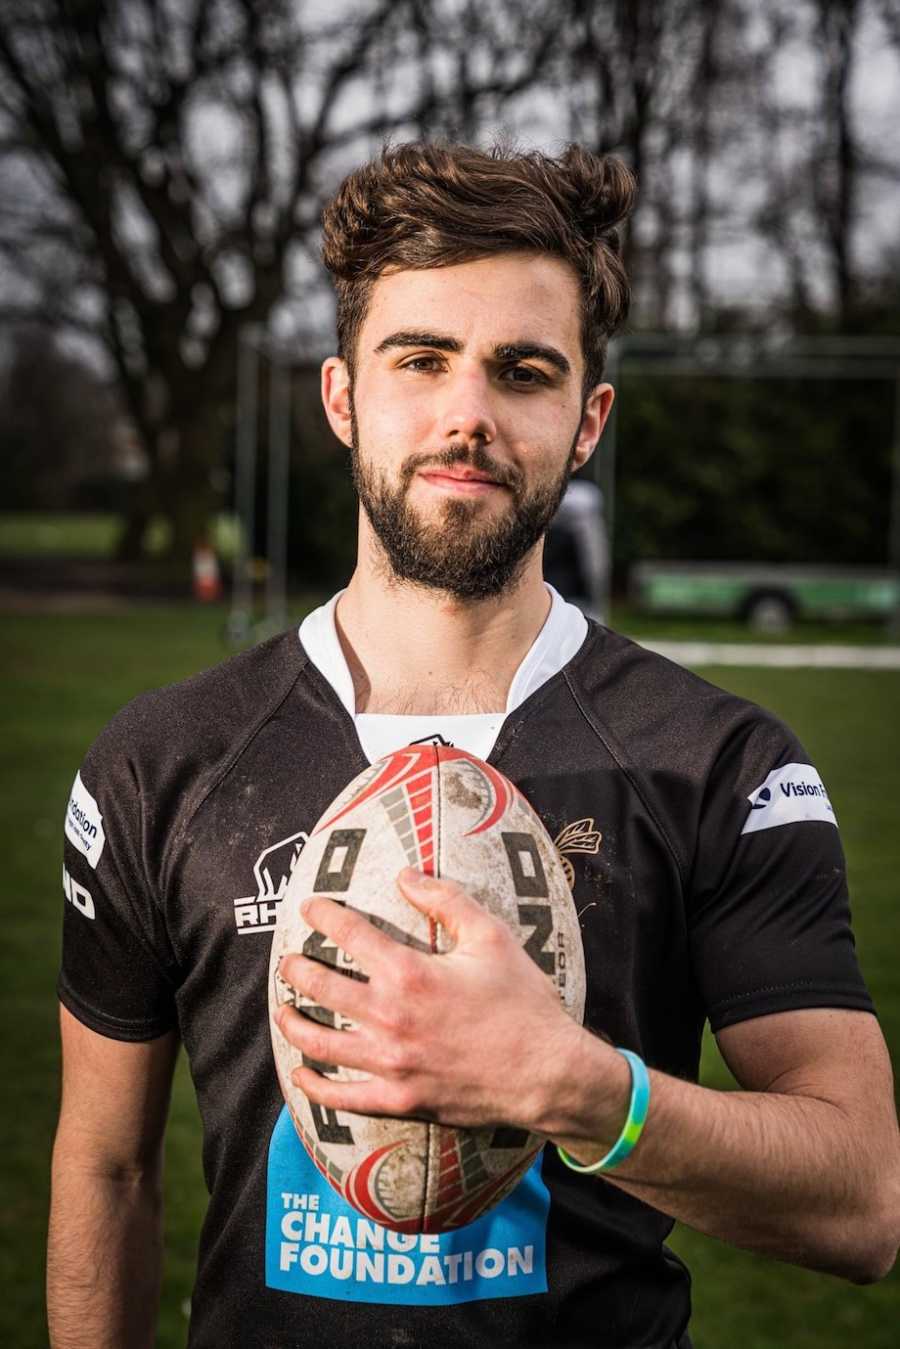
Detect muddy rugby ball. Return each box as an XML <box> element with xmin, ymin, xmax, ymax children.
<box><xmin>269</xmin><ymin>745</ymin><xmax>586</xmax><ymax>1234</ymax></box>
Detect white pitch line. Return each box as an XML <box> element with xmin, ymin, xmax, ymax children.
<box><xmin>641</xmin><ymin>640</ymin><xmax>900</xmax><ymax>670</ymax></box>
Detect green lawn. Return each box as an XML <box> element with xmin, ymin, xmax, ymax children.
<box><xmin>1</xmin><ymin>605</ymin><xmax>897</xmax><ymax>1348</ymax></box>
<box><xmin>612</xmin><ymin>609</ymin><xmax>895</xmax><ymax>645</ymax></box>
<box><xmin>0</xmin><ymin>512</ymin><xmax>241</xmax><ymax>560</ymax></box>
<box><xmin>2</xmin><ymin>510</ymin><xmax>897</xmax><ymax>645</ymax></box>
<box><xmin>0</xmin><ymin>512</ymin><xmax>124</xmax><ymax>557</ymax></box>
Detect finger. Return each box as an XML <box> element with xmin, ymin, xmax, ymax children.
<box><xmin>301</xmin><ymin>895</ymin><xmax>399</xmax><ymax>974</ymax></box>
<box><xmin>396</xmin><ymin>868</ymin><xmax>484</xmax><ymax>941</ymax></box>
<box><xmin>291</xmin><ymin>1064</ymin><xmax>422</xmax><ymax>1121</ymax></box>
<box><xmin>278</xmin><ymin>953</ymin><xmax>369</xmax><ymax>1023</ymax></box>
<box><xmin>275</xmin><ymin>1004</ymin><xmax>372</xmax><ymax>1073</ymax></box>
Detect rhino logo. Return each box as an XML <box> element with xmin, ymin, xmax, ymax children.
<box><xmin>234</xmin><ymin>830</ymin><xmax>308</xmax><ymax>933</ymax></box>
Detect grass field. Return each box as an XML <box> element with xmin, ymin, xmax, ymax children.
<box><xmin>0</xmin><ymin>512</ymin><xmax>240</xmax><ymax>560</ymax></box>
<box><xmin>2</xmin><ymin>604</ymin><xmax>898</xmax><ymax>1348</ymax></box>
<box><xmin>2</xmin><ymin>509</ymin><xmax>897</xmax><ymax>645</ymax></box>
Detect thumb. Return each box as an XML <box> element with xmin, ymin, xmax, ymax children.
<box><xmin>396</xmin><ymin>867</ymin><xmax>479</xmax><ymax>942</ymax></box>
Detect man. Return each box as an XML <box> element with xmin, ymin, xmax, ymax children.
<box><xmin>48</xmin><ymin>143</ymin><xmax>899</xmax><ymax>1349</ymax></box>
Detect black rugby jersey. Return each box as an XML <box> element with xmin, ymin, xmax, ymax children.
<box><xmin>58</xmin><ymin>624</ymin><xmax>873</xmax><ymax>1349</ymax></box>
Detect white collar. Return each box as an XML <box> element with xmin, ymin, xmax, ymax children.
<box><xmin>298</xmin><ymin>584</ymin><xmax>588</xmax><ymax>719</ymax></box>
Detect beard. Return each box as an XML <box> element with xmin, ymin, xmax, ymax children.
<box><xmin>351</xmin><ymin>425</ymin><xmax>577</xmax><ymax>602</ymax></box>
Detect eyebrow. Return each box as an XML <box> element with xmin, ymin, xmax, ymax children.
<box><xmin>374</xmin><ymin>330</ymin><xmax>571</xmax><ymax>377</ymax></box>
<box><xmin>374</xmin><ymin>330</ymin><xmax>462</xmax><ymax>355</ymax></box>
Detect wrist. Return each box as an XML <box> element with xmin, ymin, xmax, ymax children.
<box><xmin>558</xmin><ymin>1048</ymin><xmax>651</xmax><ymax>1173</ymax></box>
<box><xmin>530</xmin><ymin>1023</ymin><xmax>633</xmax><ymax>1156</ymax></box>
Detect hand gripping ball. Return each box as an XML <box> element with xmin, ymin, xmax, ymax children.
<box><xmin>269</xmin><ymin>745</ymin><xmax>586</xmax><ymax>1233</ymax></box>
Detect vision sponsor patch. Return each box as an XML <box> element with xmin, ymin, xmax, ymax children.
<box><xmin>64</xmin><ymin>771</ymin><xmax>106</xmax><ymax>868</ymax></box>
<box><xmin>741</xmin><ymin>763</ymin><xmax>837</xmax><ymax>835</ymax></box>
<box><xmin>264</xmin><ymin>1106</ymin><xmax>549</xmax><ymax>1304</ymax></box>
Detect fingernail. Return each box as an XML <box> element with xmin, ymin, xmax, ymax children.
<box><xmin>402</xmin><ymin>867</ymin><xmax>436</xmax><ymax>887</ymax></box>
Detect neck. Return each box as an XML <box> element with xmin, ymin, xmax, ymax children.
<box><xmin>335</xmin><ymin>532</ymin><xmax>551</xmax><ymax>716</ymax></box>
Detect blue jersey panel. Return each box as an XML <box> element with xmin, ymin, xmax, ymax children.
<box><xmin>265</xmin><ymin>1106</ymin><xmax>550</xmax><ymax>1305</ymax></box>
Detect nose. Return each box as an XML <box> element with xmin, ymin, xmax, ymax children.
<box><xmin>436</xmin><ymin>368</ymin><xmax>497</xmax><ymax>446</ymax></box>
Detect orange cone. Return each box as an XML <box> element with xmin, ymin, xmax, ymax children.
<box><xmin>193</xmin><ymin>540</ymin><xmax>222</xmax><ymax>602</ymax></box>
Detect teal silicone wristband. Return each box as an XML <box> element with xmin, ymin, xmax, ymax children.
<box><xmin>557</xmin><ymin>1047</ymin><xmax>651</xmax><ymax>1174</ymax></box>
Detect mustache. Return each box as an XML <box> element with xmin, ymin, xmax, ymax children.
<box><xmin>399</xmin><ymin>443</ymin><xmax>522</xmax><ymax>492</ymax></box>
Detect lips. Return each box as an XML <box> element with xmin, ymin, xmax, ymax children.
<box><xmin>419</xmin><ymin>469</ymin><xmax>503</xmax><ymax>494</ymax></box>
<box><xmin>428</xmin><ymin>469</ymin><xmax>497</xmax><ymax>484</ymax></box>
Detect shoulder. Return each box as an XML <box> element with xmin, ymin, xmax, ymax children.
<box><xmin>97</xmin><ymin>628</ymin><xmax>304</xmax><ymax>750</ymax></box>
<box><xmin>566</xmin><ymin>625</ymin><xmax>790</xmax><ymax>773</ymax></box>
<box><xmin>562</xmin><ymin>626</ymin><xmax>811</xmax><ymax>875</ymax></box>
<box><xmin>79</xmin><ymin>629</ymin><xmax>309</xmax><ymax>828</ymax></box>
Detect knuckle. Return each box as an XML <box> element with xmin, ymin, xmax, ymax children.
<box><xmin>328</xmin><ymin>911</ymin><xmax>358</xmax><ymax>950</ymax></box>
<box><xmin>389</xmin><ymin>1082</ymin><xmax>422</xmax><ymax>1116</ymax></box>
<box><xmin>297</xmin><ymin>960</ymin><xmax>328</xmax><ymax>1003</ymax></box>
<box><xmin>394</xmin><ymin>952</ymin><xmax>429</xmax><ymax>997</ymax></box>
<box><xmin>299</xmin><ymin>1023</ymin><xmax>329</xmax><ymax>1061</ymax></box>
<box><xmin>307</xmin><ymin>897</ymin><xmax>355</xmax><ymax>949</ymax></box>
<box><xmin>377</xmin><ymin>998</ymin><xmax>411</xmax><ymax>1037</ymax></box>
<box><xmin>378</xmin><ymin>1039</ymin><xmax>411</xmax><ymax>1077</ymax></box>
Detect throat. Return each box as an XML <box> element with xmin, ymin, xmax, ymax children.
<box><xmin>354</xmin><ymin>670</ymin><xmax>508</xmax><ymax>716</ymax></box>
<box><xmin>334</xmin><ymin>563</ymin><xmax>553</xmax><ymax>716</ymax></box>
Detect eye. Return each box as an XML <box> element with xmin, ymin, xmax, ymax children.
<box><xmin>401</xmin><ymin>355</ymin><xmax>444</xmax><ymax>372</ymax></box>
<box><xmin>501</xmin><ymin>365</ymin><xmax>547</xmax><ymax>387</ymax></box>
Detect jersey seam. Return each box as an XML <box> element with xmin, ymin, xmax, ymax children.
<box><xmin>492</xmin><ymin>678</ymin><xmax>567</xmax><ymax>758</ymax></box>
<box><xmin>561</xmin><ymin>664</ymin><xmax>688</xmax><ymax>886</ymax></box>
<box><xmin>711</xmin><ymin>978</ymin><xmax>870</xmax><ymax>1007</ymax></box>
<box><xmin>57</xmin><ymin>972</ymin><xmax>177</xmax><ymax>1035</ymax></box>
<box><xmin>160</xmin><ymin>652</ymin><xmax>311</xmax><ymax>917</ymax></box>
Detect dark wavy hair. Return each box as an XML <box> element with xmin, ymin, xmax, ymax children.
<box><xmin>321</xmin><ymin>141</ymin><xmax>636</xmax><ymax>396</ymax></box>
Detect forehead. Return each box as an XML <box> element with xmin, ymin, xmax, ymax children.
<box><xmin>361</xmin><ymin>252</ymin><xmax>583</xmax><ymax>359</ymax></box>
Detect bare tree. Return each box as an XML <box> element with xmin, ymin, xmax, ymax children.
<box><xmin>2</xmin><ymin>0</ymin><xmax>897</xmax><ymax>565</ymax></box>
<box><xmin>0</xmin><ymin>326</ymin><xmax>121</xmax><ymax>509</ymax></box>
<box><xmin>0</xmin><ymin>0</ymin><xmax>559</xmax><ymax>558</ymax></box>
<box><xmin>812</xmin><ymin>0</ymin><xmax>863</xmax><ymax>325</ymax></box>
<box><xmin>553</xmin><ymin>0</ymin><xmax>741</xmax><ymax>329</ymax></box>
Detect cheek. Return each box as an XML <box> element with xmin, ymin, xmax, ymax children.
<box><xmin>509</xmin><ymin>426</ymin><xmax>575</xmax><ymax>477</ymax></box>
<box><xmin>509</xmin><ymin>395</ymin><xmax>580</xmax><ymax>450</ymax></box>
<box><xmin>356</xmin><ymin>375</ymin><xmax>433</xmax><ymax>451</ymax></box>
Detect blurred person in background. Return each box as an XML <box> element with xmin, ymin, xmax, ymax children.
<box><xmin>543</xmin><ymin>475</ymin><xmax>609</xmax><ymax>620</ymax></box>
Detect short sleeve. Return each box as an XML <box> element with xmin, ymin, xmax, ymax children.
<box><xmin>58</xmin><ymin>725</ymin><xmax>180</xmax><ymax>1042</ymax></box>
<box><xmin>689</xmin><ymin>714</ymin><xmax>874</xmax><ymax>1032</ymax></box>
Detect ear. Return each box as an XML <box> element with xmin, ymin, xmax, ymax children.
<box><xmin>571</xmin><ymin>382</ymin><xmax>615</xmax><ymax>474</ymax></box>
<box><xmin>321</xmin><ymin>356</ymin><xmax>353</xmax><ymax>448</ymax></box>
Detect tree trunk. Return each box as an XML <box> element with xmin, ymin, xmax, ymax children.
<box><xmin>165</xmin><ymin>480</ymin><xmax>219</xmax><ymax>562</ymax></box>
<box><xmin>159</xmin><ymin>418</ymin><xmax>223</xmax><ymax>562</ymax></box>
<box><xmin>114</xmin><ymin>475</ymin><xmax>160</xmax><ymax>562</ymax></box>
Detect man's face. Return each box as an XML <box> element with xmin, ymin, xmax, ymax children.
<box><xmin>323</xmin><ymin>252</ymin><xmax>611</xmax><ymax>600</ymax></box>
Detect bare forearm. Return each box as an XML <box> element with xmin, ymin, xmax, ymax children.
<box><xmin>274</xmin><ymin>885</ymin><xmax>900</xmax><ymax>1283</ymax></box>
<box><xmin>547</xmin><ymin>1036</ymin><xmax>900</xmax><ymax>1282</ymax></box>
<box><xmin>47</xmin><ymin>1148</ymin><xmax>164</xmax><ymax>1349</ymax></box>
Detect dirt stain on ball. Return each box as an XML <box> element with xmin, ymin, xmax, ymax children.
<box><xmin>444</xmin><ymin>768</ymin><xmax>484</xmax><ymax>812</ymax></box>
